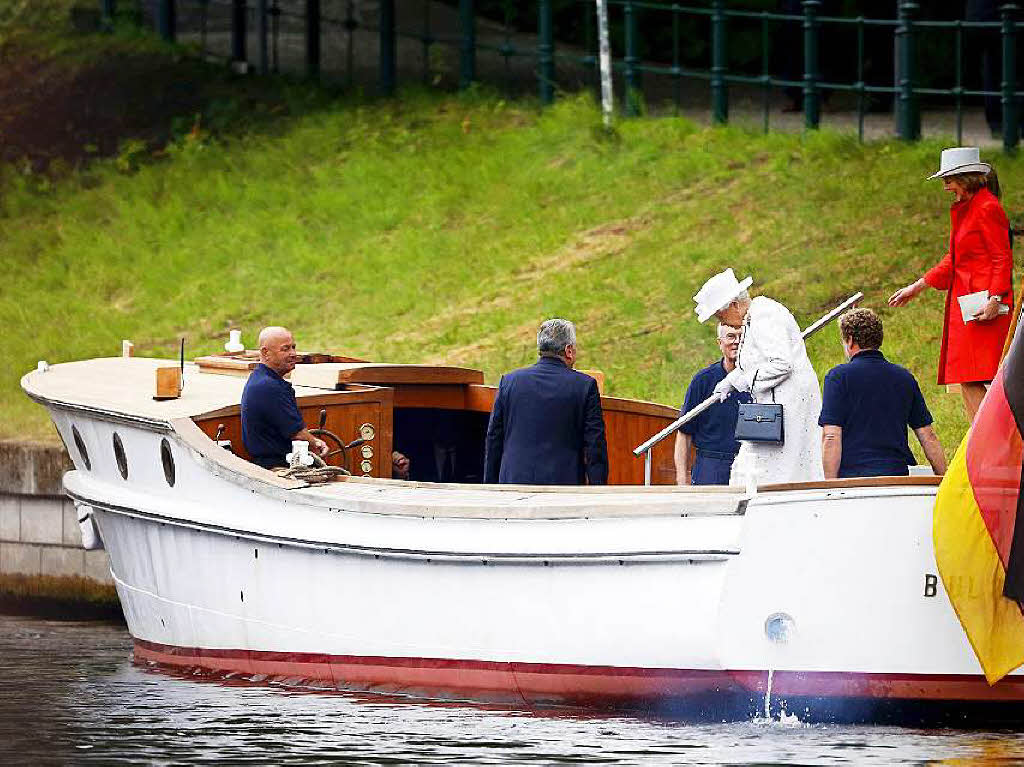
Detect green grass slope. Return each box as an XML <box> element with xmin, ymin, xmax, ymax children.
<box><xmin>3</xmin><ymin>34</ymin><xmax>1021</xmax><ymax>460</ymax></box>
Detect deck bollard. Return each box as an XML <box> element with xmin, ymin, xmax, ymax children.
<box><xmin>538</xmin><ymin>0</ymin><xmax>555</xmax><ymax>105</ymax></box>
<box><xmin>379</xmin><ymin>0</ymin><xmax>396</xmax><ymax>96</ymax></box>
<box><xmin>1001</xmin><ymin>3</ymin><xmax>1019</xmax><ymax>152</ymax></box>
<box><xmin>802</xmin><ymin>0</ymin><xmax>821</xmax><ymax>130</ymax></box>
<box><xmin>896</xmin><ymin>1</ymin><xmax>920</xmax><ymax>141</ymax></box>
<box><xmin>711</xmin><ymin>0</ymin><xmax>728</xmax><ymax>124</ymax></box>
<box><xmin>459</xmin><ymin>0</ymin><xmax>476</xmax><ymax>89</ymax></box>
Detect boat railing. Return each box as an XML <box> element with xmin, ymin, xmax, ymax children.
<box><xmin>632</xmin><ymin>293</ymin><xmax>863</xmax><ymax>485</ymax></box>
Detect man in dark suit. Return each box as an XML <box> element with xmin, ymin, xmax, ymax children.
<box><xmin>484</xmin><ymin>319</ymin><xmax>609</xmax><ymax>485</ymax></box>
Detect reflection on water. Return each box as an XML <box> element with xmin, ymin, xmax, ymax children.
<box><xmin>3</xmin><ymin>614</ymin><xmax>1024</xmax><ymax>765</ymax></box>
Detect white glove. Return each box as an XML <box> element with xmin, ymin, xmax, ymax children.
<box><xmin>712</xmin><ymin>378</ymin><xmax>735</xmax><ymax>403</ymax></box>
<box><xmin>712</xmin><ymin>368</ymin><xmax>749</xmax><ymax>402</ymax></box>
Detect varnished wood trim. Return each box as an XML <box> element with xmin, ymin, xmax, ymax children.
<box><xmin>759</xmin><ymin>476</ymin><xmax>942</xmax><ymax>492</ymax></box>
<box><xmin>460</xmin><ymin>385</ymin><xmax>678</xmax><ymax>419</ymax></box>
<box><xmin>599</xmin><ymin>394</ymin><xmax>679</xmax><ymax>419</ymax></box>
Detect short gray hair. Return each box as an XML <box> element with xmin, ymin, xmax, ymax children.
<box><xmin>537</xmin><ymin>318</ymin><xmax>577</xmax><ymax>356</ymax></box>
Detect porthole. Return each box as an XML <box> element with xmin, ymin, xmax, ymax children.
<box><xmin>112</xmin><ymin>432</ymin><xmax>128</xmax><ymax>480</ymax></box>
<box><xmin>160</xmin><ymin>438</ymin><xmax>175</xmax><ymax>487</ymax></box>
<box><xmin>72</xmin><ymin>425</ymin><xmax>91</xmax><ymax>471</ymax></box>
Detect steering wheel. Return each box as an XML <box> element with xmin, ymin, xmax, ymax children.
<box><xmin>308</xmin><ymin>427</ymin><xmax>350</xmax><ymax>471</ymax></box>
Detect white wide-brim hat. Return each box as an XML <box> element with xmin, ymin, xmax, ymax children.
<box><xmin>694</xmin><ymin>268</ymin><xmax>753</xmax><ymax>324</ymax></box>
<box><xmin>927</xmin><ymin>146</ymin><xmax>991</xmax><ymax>179</ymax></box>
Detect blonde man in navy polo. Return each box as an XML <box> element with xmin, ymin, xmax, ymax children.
<box><xmin>674</xmin><ymin>324</ymin><xmax>751</xmax><ymax>485</ymax></box>
<box><xmin>819</xmin><ymin>309</ymin><xmax>947</xmax><ymax>479</ymax></box>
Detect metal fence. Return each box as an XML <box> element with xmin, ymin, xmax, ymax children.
<box><xmin>102</xmin><ymin>1</ymin><xmax>1023</xmax><ymax>151</ymax></box>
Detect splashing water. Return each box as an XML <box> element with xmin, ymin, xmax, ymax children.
<box><xmin>777</xmin><ymin>707</ymin><xmax>803</xmax><ymax>727</ymax></box>
<box><xmin>756</xmin><ymin>669</ymin><xmax>804</xmax><ymax>727</ymax></box>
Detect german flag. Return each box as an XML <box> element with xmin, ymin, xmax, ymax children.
<box><xmin>934</xmin><ymin>323</ymin><xmax>1024</xmax><ymax>684</ymax></box>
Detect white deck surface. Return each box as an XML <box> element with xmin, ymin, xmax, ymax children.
<box><xmin>22</xmin><ymin>357</ymin><xmax>336</xmax><ymax>421</ymax></box>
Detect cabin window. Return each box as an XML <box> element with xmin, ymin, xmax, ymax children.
<box><xmin>160</xmin><ymin>438</ymin><xmax>175</xmax><ymax>487</ymax></box>
<box><xmin>72</xmin><ymin>425</ymin><xmax>91</xmax><ymax>471</ymax></box>
<box><xmin>112</xmin><ymin>433</ymin><xmax>128</xmax><ymax>480</ymax></box>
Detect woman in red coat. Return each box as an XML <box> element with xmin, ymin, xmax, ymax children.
<box><xmin>889</xmin><ymin>147</ymin><xmax>1013</xmax><ymax>422</ymax></box>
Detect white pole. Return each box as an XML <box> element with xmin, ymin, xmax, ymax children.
<box><xmin>799</xmin><ymin>292</ymin><xmax>864</xmax><ymax>340</ymax></box>
<box><xmin>596</xmin><ymin>0</ymin><xmax>613</xmax><ymax>127</ymax></box>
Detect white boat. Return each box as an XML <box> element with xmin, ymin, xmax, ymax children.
<box><xmin>21</xmin><ymin>352</ymin><xmax>1022</xmax><ymax>718</ymax></box>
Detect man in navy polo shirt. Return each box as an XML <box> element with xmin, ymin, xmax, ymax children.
<box><xmin>674</xmin><ymin>324</ymin><xmax>751</xmax><ymax>485</ymax></box>
<box><xmin>819</xmin><ymin>309</ymin><xmax>947</xmax><ymax>479</ymax></box>
<box><xmin>241</xmin><ymin>326</ymin><xmax>328</xmax><ymax>469</ymax></box>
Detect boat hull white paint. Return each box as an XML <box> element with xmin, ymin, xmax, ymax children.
<box><xmin>43</xmin><ymin>406</ymin><xmax>1024</xmax><ymax>712</ymax></box>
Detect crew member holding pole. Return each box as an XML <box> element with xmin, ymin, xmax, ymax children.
<box><xmin>674</xmin><ymin>324</ymin><xmax>751</xmax><ymax>485</ymax></box>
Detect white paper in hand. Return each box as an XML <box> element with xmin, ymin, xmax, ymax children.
<box><xmin>958</xmin><ymin>290</ymin><xmax>1009</xmax><ymax>323</ymax></box>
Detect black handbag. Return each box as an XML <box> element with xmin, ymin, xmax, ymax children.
<box><xmin>734</xmin><ymin>373</ymin><xmax>784</xmax><ymax>444</ymax></box>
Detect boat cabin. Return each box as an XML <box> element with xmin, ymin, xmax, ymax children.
<box><xmin>190</xmin><ymin>351</ymin><xmax>679</xmax><ymax>485</ymax></box>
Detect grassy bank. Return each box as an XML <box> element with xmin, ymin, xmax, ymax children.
<box><xmin>3</xmin><ymin>17</ymin><xmax>1022</xmax><ymax>460</ymax></box>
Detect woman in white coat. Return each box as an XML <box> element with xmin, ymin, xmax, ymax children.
<box><xmin>693</xmin><ymin>269</ymin><xmax>824</xmax><ymax>485</ymax></box>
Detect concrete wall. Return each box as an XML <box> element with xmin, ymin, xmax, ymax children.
<box><xmin>0</xmin><ymin>441</ymin><xmax>111</xmax><ymax>584</ymax></box>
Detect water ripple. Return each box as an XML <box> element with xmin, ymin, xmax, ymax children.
<box><xmin>3</xmin><ymin>615</ymin><xmax>1024</xmax><ymax>765</ymax></box>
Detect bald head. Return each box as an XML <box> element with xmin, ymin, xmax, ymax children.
<box><xmin>258</xmin><ymin>326</ymin><xmax>298</xmax><ymax>376</ymax></box>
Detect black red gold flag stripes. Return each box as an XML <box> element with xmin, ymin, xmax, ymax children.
<box><xmin>934</xmin><ymin>323</ymin><xmax>1024</xmax><ymax>684</ymax></box>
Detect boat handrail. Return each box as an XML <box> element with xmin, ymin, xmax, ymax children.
<box><xmin>632</xmin><ymin>292</ymin><xmax>863</xmax><ymax>485</ymax></box>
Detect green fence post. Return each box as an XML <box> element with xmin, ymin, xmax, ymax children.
<box><xmin>306</xmin><ymin>0</ymin><xmax>321</xmax><ymax>79</ymax></box>
<box><xmin>380</xmin><ymin>0</ymin><xmax>396</xmax><ymax>96</ymax></box>
<box><xmin>157</xmin><ymin>0</ymin><xmax>176</xmax><ymax>42</ymax></box>
<box><xmin>345</xmin><ymin>1</ymin><xmax>357</xmax><ymax>86</ymax></box>
<box><xmin>802</xmin><ymin>0</ymin><xmax>820</xmax><ymax>130</ymax></box>
<box><xmin>896</xmin><ymin>1</ymin><xmax>920</xmax><ymax>141</ymax></box>
<box><xmin>231</xmin><ymin>0</ymin><xmax>246</xmax><ymax>65</ymax></box>
<box><xmin>258</xmin><ymin>0</ymin><xmax>269</xmax><ymax>74</ymax></box>
<box><xmin>538</xmin><ymin>0</ymin><xmax>554</xmax><ymax>105</ymax></box>
<box><xmin>711</xmin><ymin>0</ymin><xmax>728</xmax><ymax>124</ymax></box>
<box><xmin>1001</xmin><ymin>3</ymin><xmax>1019</xmax><ymax>152</ymax></box>
<box><xmin>100</xmin><ymin>0</ymin><xmax>116</xmax><ymax>31</ymax></box>
<box><xmin>459</xmin><ymin>0</ymin><xmax>476</xmax><ymax>89</ymax></box>
<box><xmin>624</xmin><ymin>1</ymin><xmax>639</xmax><ymax>115</ymax></box>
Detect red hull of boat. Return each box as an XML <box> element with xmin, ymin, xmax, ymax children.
<box><xmin>134</xmin><ymin>639</ymin><xmax>1024</xmax><ymax>708</ymax></box>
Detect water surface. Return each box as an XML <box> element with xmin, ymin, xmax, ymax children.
<box><xmin>2</xmin><ymin>614</ymin><xmax>1024</xmax><ymax>765</ymax></box>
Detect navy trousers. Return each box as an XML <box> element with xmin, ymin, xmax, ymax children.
<box><xmin>692</xmin><ymin>450</ymin><xmax>737</xmax><ymax>486</ymax></box>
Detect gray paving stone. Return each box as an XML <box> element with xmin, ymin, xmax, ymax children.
<box><xmin>41</xmin><ymin>546</ymin><xmax>86</xmax><ymax>578</ymax></box>
<box><xmin>0</xmin><ymin>542</ymin><xmax>42</xmax><ymax>575</ymax></box>
<box><xmin>19</xmin><ymin>497</ymin><xmax>63</xmax><ymax>545</ymax></box>
<box><xmin>0</xmin><ymin>495</ymin><xmax>19</xmax><ymax>541</ymax></box>
<box><xmin>62</xmin><ymin>499</ymin><xmax>82</xmax><ymax>547</ymax></box>
<box><xmin>84</xmin><ymin>549</ymin><xmax>112</xmax><ymax>583</ymax></box>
